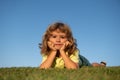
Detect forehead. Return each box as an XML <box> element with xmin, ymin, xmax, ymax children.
<box><xmin>51</xmin><ymin>29</ymin><xmax>66</xmax><ymax>35</ymax></box>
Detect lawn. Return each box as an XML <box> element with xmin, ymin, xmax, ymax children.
<box><xmin>0</xmin><ymin>66</ymin><xmax>120</xmax><ymax>80</ymax></box>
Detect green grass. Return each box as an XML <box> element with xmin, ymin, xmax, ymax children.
<box><xmin>0</xmin><ymin>66</ymin><xmax>120</xmax><ymax>80</ymax></box>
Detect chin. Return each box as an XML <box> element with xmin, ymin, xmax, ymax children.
<box><xmin>55</xmin><ymin>47</ymin><xmax>61</xmax><ymax>50</ymax></box>
<box><xmin>56</xmin><ymin>48</ymin><xmax>61</xmax><ymax>50</ymax></box>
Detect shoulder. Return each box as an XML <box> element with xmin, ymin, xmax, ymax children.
<box><xmin>70</xmin><ymin>49</ymin><xmax>80</xmax><ymax>57</ymax></box>
<box><xmin>41</xmin><ymin>53</ymin><xmax>48</xmax><ymax>58</ymax></box>
<box><xmin>73</xmin><ymin>49</ymin><xmax>80</xmax><ymax>55</ymax></box>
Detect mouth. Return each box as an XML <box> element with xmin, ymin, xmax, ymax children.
<box><xmin>54</xmin><ymin>44</ymin><xmax>63</xmax><ymax>49</ymax></box>
<box><xmin>55</xmin><ymin>44</ymin><xmax>63</xmax><ymax>46</ymax></box>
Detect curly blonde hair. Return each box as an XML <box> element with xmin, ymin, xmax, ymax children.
<box><xmin>39</xmin><ymin>22</ymin><xmax>78</xmax><ymax>56</ymax></box>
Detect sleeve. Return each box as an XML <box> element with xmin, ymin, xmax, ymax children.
<box><xmin>70</xmin><ymin>50</ymin><xmax>80</xmax><ymax>63</ymax></box>
<box><xmin>41</xmin><ymin>54</ymin><xmax>47</xmax><ymax>63</ymax></box>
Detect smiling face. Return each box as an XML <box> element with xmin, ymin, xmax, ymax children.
<box><xmin>49</xmin><ymin>29</ymin><xmax>67</xmax><ymax>50</ymax></box>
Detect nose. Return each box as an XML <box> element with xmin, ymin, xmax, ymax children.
<box><xmin>56</xmin><ymin>37</ymin><xmax>60</xmax><ymax>42</ymax></box>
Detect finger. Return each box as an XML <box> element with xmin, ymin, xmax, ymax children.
<box><xmin>48</xmin><ymin>41</ymin><xmax>56</xmax><ymax>50</ymax></box>
<box><xmin>48</xmin><ymin>41</ymin><xmax>51</xmax><ymax>45</ymax></box>
<box><xmin>67</xmin><ymin>41</ymin><xmax>72</xmax><ymax>46</ymax></box>
<box><xmin>47</xmin><ymin>41</ymin><xmax>53</xmax><ymax>48</ymax></box>
<box><xmin>65</xmin><ymin>41</ymin><xmax>70</xmax><ymax>46</ymax></box>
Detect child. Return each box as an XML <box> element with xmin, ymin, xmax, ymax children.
<box><xmin>39</xmin><ymin>22</ymin><xmax>106</xmax><ymax>69</ymax></box>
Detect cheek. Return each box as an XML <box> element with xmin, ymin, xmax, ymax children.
<box><xmin>49</xmin><ymin>38</ymin><xmax>55</xmax><ymax>43</ymax></box>
<box><xmin>49</xmin><ymin>37</ymin><xmax>53</xmax><ymax>41</ymax></box>
<box><xmin>62</xmin><ymin>39</ymin><xmax>68</xmax><ymax>43</ymax></box>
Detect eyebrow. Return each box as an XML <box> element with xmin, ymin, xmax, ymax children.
<box><xmin>50</xmin><ymin>33</ymin><xmax>66</xmax><ymax>36</ymax></box>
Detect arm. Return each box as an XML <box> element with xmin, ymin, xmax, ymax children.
<box><xmin>40</xmin><ymin>51</ymin><xmax>57</xmax><ymax>69</ymax></box>
<box><xmin>59</xmin><ymin>41</ymin><xmax>79</xmax><ymax>69</ymax></box>
<box><xmin>40</xmin><ymin>41</ymin><xmax>57</xmax><ymax>69</ymax></box>
<box><xmin>60</xmin><ymin>50</ymin><xmax>79</xmax><ymax>69</ymax></box>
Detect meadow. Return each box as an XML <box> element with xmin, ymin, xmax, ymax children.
<box><xmin>0</xmin><ymin>66</ymin><xmax>120</xmax><ymax>80</ymax></box>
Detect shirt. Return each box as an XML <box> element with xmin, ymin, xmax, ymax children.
<box><xmin>41</xmin><ymin>50</ymin><xmax>80</xmax><ymax>68</ymax></box>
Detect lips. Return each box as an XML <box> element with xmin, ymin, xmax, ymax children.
<box><xmin>54</xmin><ymin>44</ymin><xmax>63</xmax><ymax>49</ymax></box>
<box><xmin>54</xmin><ymin>43</ymin><xmax>63</xmax><ymax>46</ymax></box>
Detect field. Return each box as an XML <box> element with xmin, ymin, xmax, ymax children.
<box><xmin>0</xmin><ymin>66</ymin><xmax>120</xmax><ymax>80</ymax></box>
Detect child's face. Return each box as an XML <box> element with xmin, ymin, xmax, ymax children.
<box><xmin>49</xmin><ymin>29</ymin><xmax>67</xmax><ymax>50</ymax></box>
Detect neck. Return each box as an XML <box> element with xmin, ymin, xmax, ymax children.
<box><xmin>56</xmin><ymin>50</ymin><xmax>60</xmax><ymax>57</ymax></box>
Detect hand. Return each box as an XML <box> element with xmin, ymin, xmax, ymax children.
<box><xmin>47</xmin><ymin>41</ymin><xmax>57</xmax><ymax>51</ymax></box>
<box><xmin>60</xmin><ymin>41</ymin><xmax>72</xmax><ymax>51</ymax></box>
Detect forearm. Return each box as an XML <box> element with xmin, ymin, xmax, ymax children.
<box><xmin>40</xmin><ymin>51</ymin><xmax>56</xmax><ymax>69</ymax></box>
<box><xmin>60</xmin><ymin>51</ymin><xmax>79</xmax><ymax>69</ymax></box>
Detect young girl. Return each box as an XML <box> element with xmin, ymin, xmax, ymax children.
<box><xmin>39</xmin><ymin>22</ymin><xmax>106</xmax><ymax>69</ymax></box>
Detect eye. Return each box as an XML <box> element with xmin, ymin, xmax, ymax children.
<box><xmin>60</xmin><ymin>36</ymin><xmax>66</xmax><ymax>39</ymax></box>
<box><xmin>51</xmin><ymin>35</ymin><xmax>56</xmax><ymax>38</ymax></box>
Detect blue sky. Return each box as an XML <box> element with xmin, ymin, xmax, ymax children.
<box><xmin>0</xmin><ymin>0</ymin><xmax>120</xmax><ymax>67</ymax></box>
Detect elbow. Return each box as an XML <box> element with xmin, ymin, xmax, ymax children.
<box><xmin>39</xmin><ymin>64</ymin><xmax>51</xmax><ymax>69</ymax></box>
<box><xmin>66</xmin><ymin>64</ymin><xmax>79</xmax><ymax>69</ymax></box>
<box><xmin>67</xmin><ymin>66</ymin><xmax>79</xmax><ymax>69</ymax></box>
<box><xmin>71</xmin><ymin>65</ymin><xmax>79</xmax><ymax>69</ymax></box>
